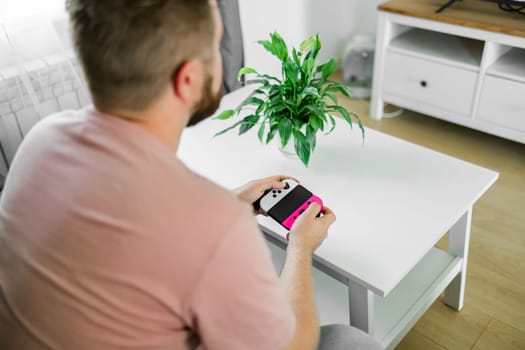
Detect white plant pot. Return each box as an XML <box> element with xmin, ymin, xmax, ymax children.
<box><xmin>278</xmin><ymin>138</ymin><xmax>297</xmax><ymax>158</ymax></box>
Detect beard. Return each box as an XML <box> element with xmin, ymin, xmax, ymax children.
<box><xmin>187</xmin><ymin>74</ymin><xmax>223</xmax><ymax>127</ymax></box>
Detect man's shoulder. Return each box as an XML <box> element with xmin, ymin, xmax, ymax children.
<box><xmin>172</xmin><ymin>169</ymin><xmax>253</xmax><ymax>228</ymax></box>
<box><xmin>6</xmin><ymin>109</ymin><xmax>85</xmax><ymax>171</ymax></box>
<box><xmin>23</xmin><ymin>109</ymin><xmax>84</xmax><ymax>139</ymax></box>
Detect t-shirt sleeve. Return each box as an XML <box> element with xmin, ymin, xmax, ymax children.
<box><xmin>186</xmin><ymin>209</ymin><xmax>295</xmax><ymax>350</ymax></box>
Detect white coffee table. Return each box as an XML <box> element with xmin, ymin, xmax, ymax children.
<box><xmin>178</xmin><ymin>87</ymin><xmax>498</xmax><ymax>349</ymax></box>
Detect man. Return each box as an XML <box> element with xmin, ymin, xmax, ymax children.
<box><xmin>0</xmin><ymin>1</ymin><xmax>381</xmax><ymax>349</ymax></box>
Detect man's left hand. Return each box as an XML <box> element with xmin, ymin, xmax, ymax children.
<box><xmin>234</xmin><ymin>175</ymin><xmax>299</xmax><ymax>215</ymax></box>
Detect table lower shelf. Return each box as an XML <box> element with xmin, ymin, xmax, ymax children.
<box><xmin>266</xmin><ymin>240</ymin><xmax>463</xmax><ymax>349</ymax></box>
<box><xmin>375</xmin><ymin>248</ymin><xmax>462</xmax><ymax>348</ymax></box>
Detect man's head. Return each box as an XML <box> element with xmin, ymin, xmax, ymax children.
<box><xmin>67</xmin><ymin>0</ymin><xmax>223</xmax><ymax>126</ymax></box>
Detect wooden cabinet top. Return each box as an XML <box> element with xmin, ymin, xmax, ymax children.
<box><xmin>379</xmin><ymin>0</ymin><xmax>525</xmax><ymax>37</ymax></box>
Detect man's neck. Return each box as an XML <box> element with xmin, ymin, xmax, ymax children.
<box><xmin>98</xmin><ymin>105</ymin><xmax>189</xmax><ymax>152</ymax></box>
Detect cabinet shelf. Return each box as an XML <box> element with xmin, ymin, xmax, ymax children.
<box><xmin>486</xmin><ymin>47</ymin><xmax>525</xmax><ymax>84</ymax></box>
<box><xmin>389</xmin><ymin>28</ymin><xmax>484</xmax><ymax>71</ymax></box>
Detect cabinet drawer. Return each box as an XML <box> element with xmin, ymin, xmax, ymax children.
<box><xmin>477</xmin><ymin>75</ymin><xmax>525</xmax><ymax>133</ymax></box>
<box><xmin>383</xmin><ymin>51</ymin><xmax>478</xmax><ymax>116</ymax></box>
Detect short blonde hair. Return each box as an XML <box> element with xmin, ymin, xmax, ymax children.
<box><xmin>67</xmin><ymin>0</ymin><xmax>214</xmax><ymax>111</ymax></box>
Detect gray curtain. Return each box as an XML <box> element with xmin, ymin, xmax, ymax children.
<box><xmin>217</xmin><ymin>0</ymin><xmax>244</xmax><ymax>94</ymax></box>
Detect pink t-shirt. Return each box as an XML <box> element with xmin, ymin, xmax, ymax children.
<box><xmin>0</xmin><ymin>109</ymin><xmax>295</xmax><ymax>349</ymax></box>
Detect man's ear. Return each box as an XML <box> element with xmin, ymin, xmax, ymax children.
<box><xmin>171</xmin><ymin>59</ymin><xmax>205</xmax><ymax>103</ymax></box>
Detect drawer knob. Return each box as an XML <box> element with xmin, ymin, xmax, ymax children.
<box><xmin>420</xmin><ymin>80</ymin><xmax>428</xmax><ymax>88</ymax></box>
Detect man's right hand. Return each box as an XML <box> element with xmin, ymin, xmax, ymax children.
<box><xmin>288</xmin><ymin>203</ymin><xmax>336</xmax><ymax>255</ymax></box>
<box><xmin>279</xmin><ymin>203</ymin><xmax>336</xmax><ymax>350</ymax></box>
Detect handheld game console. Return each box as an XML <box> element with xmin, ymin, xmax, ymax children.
<box><xmin>254</xmin><ymin>180</ymin><xmax>323</xmax><ymax>232</ymax></box>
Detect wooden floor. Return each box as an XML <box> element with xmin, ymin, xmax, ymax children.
<box><xmin>338</xmin><ymin>97</ymin><xmax>525</xmax><ymax>350</ymax></box>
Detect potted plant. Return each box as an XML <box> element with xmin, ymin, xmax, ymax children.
<box><xmin>214</xmin><ymin>32</ymin><xmax>364</xmax><ymax>167</ymax></box>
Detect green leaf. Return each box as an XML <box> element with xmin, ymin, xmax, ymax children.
<box><xmin>253</xmin><ymin>88</ymin><xmax>269</xmax><ymax>96</ymax></box>
<box><xmin>329</xmin><ymin>105</ymin><xmax>355</xmax><ymax>130</ymax></box>
<box><xmin>306</xmin><ymin>125</ymin><xmax>317</xmax><ymax>152</ymax></box>
<box><xmin>293</xmin><ymin>129</ymin><xmax>311</xmax><ymax>167</ymax></box>
<box><xmin>278</xmin><ymin>118</ymin><xmax>293</xmax><ymax>148</ymax></box>
<box><xmin>257</xmin><ymin>121</ymin><xmax>266</xmax><ymax>143</ymax></box>
<box><xmin>321</xmin><ymin>59</ymin><xmax>337</xmax><ymax>79</ymax></box>
<box><xmin>213</xmin><ymin>109</ymin><xmax>235</xmax><ymax>120</ymax></box>
<box><xmin>301</xmin><ymin>86</ymin><xmax>321</xmax><ymax>99</ymax></box>
<box><xmin>266</xmin><ymin>124</ymin><xmax>279</xmax><ymax>144</ymax></box>
<box><xmin>312</xmin><ymin>34</ymin><xmax>322</xmax><ymax>60</ymax></box>
<box><xmin>214</xmin><ymin>119</ymin><xmax>243</xmax><ymax>137</ymax></box>
<box><xmin>236</xmin><ymin>97</ymin><xmax>265</xmax><ymax>113</ymax></box>
<box><xmin>292</xmin><ymin>48</ymin><xmax>301</xmax><ymax>66</ymax></box>
<box><xmin>358</xmin><ymin>120</ymin><xmax>366</xmax><ymax>140</ymax></box>
<box><xmin>324</xmin><ymin>83</ymin><xmax>351</xmax><ymax>98</ymax></box>
<box><xmin>258</xmin><ymin>32</ymin><xmax>289</xmax><ymax>63</ymax></box>
<box><xmin>237</xmin><ymin>67</ymin><xmax>258</xmax><ymax>80</ymax></box>
<box><xmin>302</xmin><ymin>104</ymin><xmax>324</xmax><ymax>118</ymax></box>
<box><xmin>258</xmin><ymin>74</ymin><xmax>282</xmax><ymax>83</ymax></box>
<box><xmin>348</xmin><ymin>112</ymin><xmax>365</xmax><ymax>139</ymax></box>
<box><xmin>239</xmin><ymin>115</ymin><xmax>260</xmax><ymax>135</ymax></box>
<box><xmin>283</xmin><ymin>60</ymin><xmax>299</xmax><ymax>82</ymax></box>
<box><xmin>270</xmin><ymin>32</ymin><xmax>289</xmax><ymax>62</ymax></box>
<box><xmin>310</xmin><ymin>114</ymin><xmax>324</xmax><ymax>132</ymax></box>
<box><xmin>302</xmin><ymin>58</ymin><xmax>315</xmax><ymax>79</ymax></box>
<box><xmin>244</xmin><ymin>79</ymin><xmax>270</xmax><ymax>86</ymax></box>
<box><xmin>292</xmin><ymin>118</ymin><xmax>304</xmax><ymax>129</ymax></box>
<box><xmin>299</xmin><ymin>34</ymin><xmax>317</xmax><ymax>54</ymax></box>
<box><xmin>257</xmin><ymin>39</ymin><xmax>276</xmax><ymax>57</ymax></box>
<box><xmin>325</xmin><ymin>93</ymin><xmax>338</xmax><ymax>105</ymax></box>
<box><xmin>327</xmin><ymin>114</ymin><xmax>336</xmax><ymax>134</ymax></box>
<box><xmin>266</xmin><ymin>103</ymin><xmax>288</xmax><ymax>116</ymax></box>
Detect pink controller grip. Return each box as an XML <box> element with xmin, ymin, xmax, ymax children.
<box><xmin>282</xmin><ymin>195</ymin><xmax>323</xmax><ymax>230</ymax></box>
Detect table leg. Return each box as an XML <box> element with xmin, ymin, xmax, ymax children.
<box><xmin>370</xmin><ymin>12</ymin><xmax>388</xmax><ymax>120</ymax></box>
<box><xmin>444</xmin><ymin>207</ymin><xmax>472</xmax><ymax>311</ymax></box>
<box><xmin>348</xmin><ymin>278</ymin><xmax>375</xmax><ymax>335</ymax></box>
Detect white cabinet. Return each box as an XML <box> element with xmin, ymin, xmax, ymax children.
<box><xmin>383</xmin><ymin>51</ymin><xmax>479</xmax><ymax>117</ymax></box>
<box><xmin>478</xmin><ymin>48</ymin><xmax>525</xmax><ymax>133</ymax></box>
<box><xmin>371</xmin><ymin>1</ymin><xmax>525</xmax><ymax>144</ymax></box>
<box><xmin>478</xmin><ymin>75</ymin><xmax>525</xmax><ymax>133</ymax></box>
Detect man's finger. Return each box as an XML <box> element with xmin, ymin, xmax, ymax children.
<box><xmin>271</xmin><ymin>181</ymin><xmax>287</xmax><ymax>189</ymax></box>
<box><xmin>320</xmin><ymin>206</ymin><xmax>336</xmax><ymax>224</ymax></box>
<box><xmin>305</xmin><ymin>202</ymin><xmax>321</xmax><ymax>214</ymax></box>
<box><xmin>275</xmin><ymin>175</ymin><xmax>300</xmax><ymax>184</ymax></box>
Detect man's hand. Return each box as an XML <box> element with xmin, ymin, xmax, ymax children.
<box><xmin>233</xmin><ymin>175</ymin><xmax>299</xmax><ymax>215</ymax></box>
<box><xmin>279</xmin><ymin>203</ymin><xmax>336</xmax><ymax>350</ymax></box>
<box><xmin>288</xmin><ymin>203</ymin><xmax>336</xmax><ymax>255</ymax></box>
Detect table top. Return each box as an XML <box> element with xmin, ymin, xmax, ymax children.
<box><xmin>379</xmin><ymin>0</ymin><xmax>525</xmax><ymax>38</ymax></box>
<box><xmin>178</xmin><ymin>87</ymin><xmax>498</xmax><ymax>297</ymax></box>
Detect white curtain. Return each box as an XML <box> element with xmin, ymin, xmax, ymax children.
<box><xmin>0</xmin><ymin>2</ymin><xmax>90</xmax><ymax>174</ymax></box>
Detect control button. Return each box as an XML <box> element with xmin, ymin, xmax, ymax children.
<box><xmin>278</xmin><ymin>190</ymin><xmax>282</xmax><ymax>193</ymax></box>
<box><xmin>284</xmin><ymin>182</ymin><xmax>290</xmax><ymax>189</ymax></box>
<box><xmin>272</xmin><ymin>195</ymin><xmax>277</xmax><ymax>198</ymax></box>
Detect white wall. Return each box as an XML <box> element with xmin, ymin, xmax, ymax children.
<box><xmin>0</xmin><ymin>0</ymin><xmax>65</xmax><ymax>22</ymax></box>
<box><xmin>303</xmin><ymin>0</ymin><xmax>359</xmax><ymax>62</ymax></box>
<box><xmin>0</xmin><ymin>0</ymin><xmax>68</xmax><ymax>67</ymax></box>
<box><xmin>239</xmin><ymin>0</ymin><xmax>385</xmax><ymax>74</ymax></box>
<box><xmin>239</xmin><ymin>0</ymin><xmax>307</xmax><ymax>78</ymax></box>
